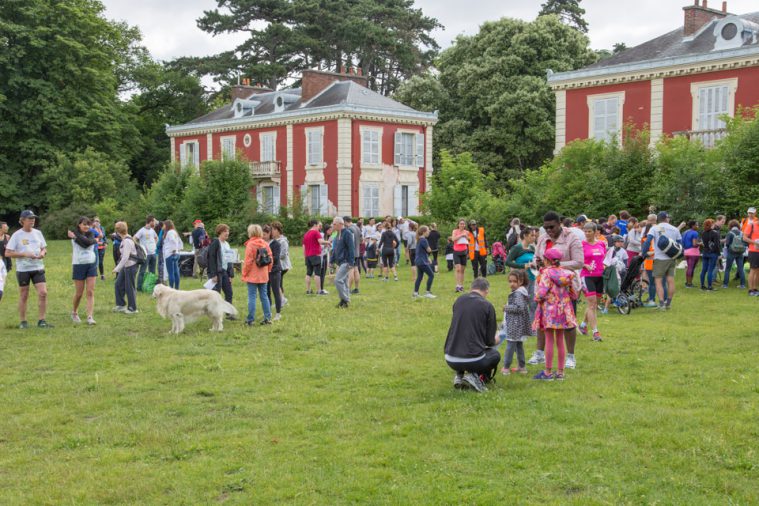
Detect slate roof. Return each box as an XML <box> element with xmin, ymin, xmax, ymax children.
<box><xmin>184</xmin><ymin>80</ymin><xmax>417</xmax><ymax>126</ymax></box>
<box><xmin>586</xmin><ymin>12</ymin><xmax>759</xmax><ymax>70</ymax></box>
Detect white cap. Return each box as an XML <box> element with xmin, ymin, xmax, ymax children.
<box><xmin>749</xmin><ymin>207</ymin><xmax>757</xmax><ymax>214</ymax></box>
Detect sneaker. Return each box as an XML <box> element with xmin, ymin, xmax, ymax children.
<box><xmin>684</xmin><ymin>283</ymin><xmax>694</xmax><ymax>288</ymax></box>
<box><xmin>86</xmin><ymin>316</ymin><xmax>96</xmax><ymax>326</ymax></box>
<box><xmin>722</xmin><ymin>284</ymin><xmax>729</xmax><ymax>289</ymax></box>
<box><xmin>555</xmin><ymin>372</ymin><xmax>566</xmax><ymax>381</ymax></box>
<box><xmin>578</xmin><ymin>322</ymin><xmax>588</xmax><ymax>335</ymax></box>
<box><xmin>71</xmin><ymin>312</ymin><xmax>81</xmax><ymax>324</ymax></box>
<box><xmin>351</xmin><ymin>289</ymin><xmax>359</xmax><ymax>294</ymax></box>
<box><xmin>124</xmin><ymin>309</ymin><xmax>139</xmax><ymax>315</ymax></box>
<box><xmin>599</xmin><ymin>307</ymin><xmax>608</xmax><ymax>315</ymax></box>
<box><xmin>37</xmin><ymin>320</ymin><xmax>54</xmax><ymax>328</ymax></box>
<box><xmin>393</xmin><ymin>276</ymin><xmax>398</xmax><ymax>282</ymax></box>
<box><xmin>19</xmin><ymin>321</ymin><xmax>29</xmax><ymax>329</ymax></box>
<box><xmin>706</xmin><ymin>286</ymin><xmax>716</xmax><ymax>291</ymax></box>
<box><xmin>112</xmin><ymin>306</ymin><xmax>127</xmax><ymax>313</ymax></box>
<box><xmin>306</xmin><ymin>290</ymin><xmax>314</xmax><ymax>295</ymax></box>
<box><xmin>412</xmin><ymin>292</ymin><xmax>420</xmax><ymax>298</ymax></box>
<box><xmin>282</xmin><ymin>297</ymin><xmax>289</xmax><ymax>306</ymax></box>
<box><xmin>100</xmin><ymin>275</ymin><xmax>105</xmax><ymax>281</ymax></box>
<box><xmin>337</xmin><ymin>301</ymin><xmax>349</xmax><ymax>309</ymax></box>
<box><xmin>317</xmin><ymin>290</ymin><xmax>329</xmax><ymax>295</ymax></box>
<box><xmin>738</xmin><ymin>285</ymin><xmax>746</xmax><ymax>289</ymax></box>
<box><xmin>565</xmin><ymin>353</ymin><xmax>576</xmax><ymax>369</ymax></box>
<box><xmin>533</xmin><ymin>370</ymin><xmax>554</xmax><ymax>381</ymax></box>
<box><xmin>750</xmin><ymin>291</ymin><xmax>759</xmax><ymax>297</ymax></box>
<box><xmin>245</xmin><ymin>320</ymin><xmax>255</xmax><ymax>326</ymax></box>
<box><xmin>501</xmin><ymin>367</ymin><xmax>511</xmax><ymax>376</ymax></box>
<box><xmin>423</xmin><ymin>292</ymin><xmax>437</xmax><ymax>299</ymax></box>
<box><xmin>642</xmin><ymin>301</ymin><xmax>657</xmax><ymax>308</ymax></box>
<box><xmin>700</xmin><ymin>285</ymin><xmax>707</xmax><ymax>291</ymax></box>
<box><xmin>260</xmin><ymin>319</ymin><xmax>272</xmax><ymax>325</ymax></box>
<box><xmin>516</xmin><ymin>367</ymin><xmax>528</xmax><ymax>374</ymax></box>
<box><xmin>592</xmin><ymin>331</ymin><xmax>603</xmax><ymax>342</ymax></box>
<box><xmin>383</xmin><ymin>277</ymin><xmax>388</xmax><ymax>282</ymax></box>
<box><xmin>272</xmin><ymin>313</ymin><xmax>281</xmax><ymax>321</ymax></box>
<box><xmin>657</xmin><ymin>304</ymin><xmax>667</xmax><ymax>311</ymax></box>
<box><xmin>453</xmin><ymin>372</ymin><xmax>464</xmax><ymax>389</ymax></box>
<box><xmin>462</xmin><ymin>372</ymin><xmax>487</xmax><ymax>392</ymax></box>
<box><xmin>527</xmin><ymin>350</ymin><xmax>545</xmax><ymax>365</ymax></box>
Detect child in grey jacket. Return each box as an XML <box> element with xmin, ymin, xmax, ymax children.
<box><xmin>498</xmin><ymin>269</ymin><xmax>532</xmax><ymax>375</ymax></box>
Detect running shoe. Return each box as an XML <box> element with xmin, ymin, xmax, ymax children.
<box><xmin>462</xmin><ymin>372</ymin><xmax>487</xmax><ymax>392</ymax></box>
<box><xmin>260</xmin><ymin>319</ymin><xmax>272</xmax><ymax>325</ymax></box>
<box><xmin>306</xmin><ymin>290</ymin><xmax>314</xmax><ymax>295</ymax></box>
<box><xmin>112</xmin><ymin>305</ymin><xmax>127</xmax><ymax>313</ymax></box>
<box><xmin>501</xmin><ymin>367</ymin><xmax>511</xmax><ymax>376</ymax></box>
<box><xmin>71</xmin><ymin>312</ymin><xmax>81</xmax><ymax>324</ymax></box>
<box><xmin>37</xmin><ymin>320</ymin><xmax>54</xmax><ymax>328</ymax></box>
<box><xmin>124</xmin><ymin>309</ymin><xmax>139</xmax><ymax>315</ymax></box>
<box><xmin>516</xmin><ymin>367</ymin><xmax>529</xmax><ymax>374</ymax></box>
<box><xmin>565</xmin><ymin>354</ymin><xmax>576</xmax><ymax>369</ymax></box>
<box><xmin>412</xmin><ymin>292</ymin><xmax>420</xmax><ymax>298</ymax></box>
<box><xmin>739</xmin><ymin>285</ymin><xmax>746</xmax><ymax>289</ymax></box>
<box><xmin>555</xmin><ymin>372</ymin><xmax>565</xmax><ymax>381</ymax></box>
<box><xmin>423</xmin><ymin>292</ymin><xmax>437</xmax><ymax>299</ymax></box>
<box><xmin>317</xmin><ymin>290</ymin><xmax>329</xmax><ymax>295</ymax></box>
<box><xmin>393</xmin><ymin>276</ymin><xmax>398</xmax><ymax>281</ymax></box>
<box><xmin>532</xmin><ymin>371</ymin><xmax>554</xmax><ymax>381</ymax></box>
<box><xmin>527</xmin><ymin>350</ymin><xmax>545</xmax><ymax>365</ymax></box>
<box><xmin>19</xmin><ymin>321</ymin><xmax>29</xmax><ymax>329</ymax></box>
<box><xmin>453</xmin><ymin>372</ymin><xmax>464</xmax><ymax>389</ymax></box>
<box><xmin>351</xmin><ymin>289</ymin><xmax>359</xmax><ymax>294</ymax></box>
<box><xmin>578</xmin><ymin>322</ymin><xmax>588</xmax><ymax>335</ymax></box>
<box><xmin>272</xmin><ymin>314</ymin><xmax>281</xmax><ymax>321</ymax></box>
<box><xmin>642</xmin><ymin>301</ymin><xmax>657</xmax><ymax>308</ymax></box>
<box><xmin>592</xmin><ymin>331</ymin><xmax>603</xmax><ymax>342</ymax></box>
<box><xmin>599</xmin><ymin>307</ymin><xmax>608</xmax><ymax>315</ymax></box>
<box><xmin>282</xmin><ymin>297</ymin><xmax>289</xmax><ymax>306</ymax></box>
<box><xmin>86</xmin><ymin>316</ymin><xmax>97</xmax><ymax>326</ymax></box>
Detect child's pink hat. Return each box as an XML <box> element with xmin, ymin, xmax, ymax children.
<box><xmin>544</xmin><ymin>248</ymin><xmax>563</xmax><ymax>261</ymax></box>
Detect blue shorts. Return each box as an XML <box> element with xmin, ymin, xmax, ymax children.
<box><xmin>73</xmin><ymin>262</ymin><xmax>98</xmax><ymax>280</ymax></box>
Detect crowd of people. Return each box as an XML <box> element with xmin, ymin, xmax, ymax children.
<box><xmin>1</xmin><ymin>206</ymin><xmax>758</xmax><ymax>393</ymax></box>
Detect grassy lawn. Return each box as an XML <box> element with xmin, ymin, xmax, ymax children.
<box><xmin>1</xmin><ymin>240</ymin><xmax>758</xmax><ymax>504</ymax></box>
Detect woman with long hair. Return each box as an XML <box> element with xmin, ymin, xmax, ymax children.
<box><xmin>67</xmin><ymin>217</ymin><xmax>98</xmax><ymax>324</ymax></box>
<box><xmin>451</xmin><ymin>219</ymin><xmax>469</xmax><ymax>293</ymax></box>
<box><xmin>379</xmin><ymin>221</ymin><xmax>399</xmax><ymax>281</ymax></box>
<box><xmin>700</xmin><ymin>218</ymin><xmax>720</xmax><ymax>291</ymax></box>
<box><xmin>413</xmin><ymin>225</ymin><xmax>436</xmax><ymax>298</ymax></box>
<box><xmin>162</xmin><ymin>220</ymin><xmax>183</xmax><ymax>290</ymax></box>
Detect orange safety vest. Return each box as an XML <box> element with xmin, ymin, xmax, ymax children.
<box><xmin>643</xmin><ymin>242</ymin><xmax>654</xmax><ymax>271</ymax></box>
<box><xmin>468</xmin><ymin>227</ymin><xmax>487</xmax><ymax>260</ymax></box>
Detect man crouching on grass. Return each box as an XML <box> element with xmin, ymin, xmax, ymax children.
<box><xmin>444</xmin><ymin>278</ymin><xmax>500</xmax><ymax>393</ymax></box>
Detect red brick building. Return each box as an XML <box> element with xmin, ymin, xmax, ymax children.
<box><xmin>166</xmin><ymin>69</ymin><xmax>437</xmax><ymax>217</ymax></box>
<box><xmin>549</xmin><ymin>1</ymin><xmax>759</xmax><ymax>150</ymax></box>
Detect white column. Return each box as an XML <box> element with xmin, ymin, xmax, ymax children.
<box><xmin>336</xmin><ymin>118</ymin><xmax>352</xmax><ymax>216</ymax></box>
<box><xmin>286</xmin><ymin>124</ymin><xmax>294</xmax><ymax>211</ymax></box>
<box><xmin>206</xmin><ymin>133</ymin><xmax>213</xmax><ymax>161</ymax></box>
<box><xmin>650</xmin><ymin>78</ymin><xmax>664</xmax><ymax>146</ymax></box>
<box><xmin>554</xmin><ymin>89</ymin><xmax>567</xmax><ymax>154</ymax></box>
<box><xmin>425</xmin><ymin>125</ymin><xmax>434</xmax><ymax>191</ymax></box>
<box><xmin>170</xmin><ymin>137</ymin><xmax>176</xmax><ymax>163</ymax></box>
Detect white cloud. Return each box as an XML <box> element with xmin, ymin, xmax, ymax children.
<box><xmin>101</xmin><ymin>0</ymin><xmax>759</xmax><ymax>60</ymax></box>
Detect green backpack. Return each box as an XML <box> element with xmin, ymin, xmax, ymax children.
<box><xmin>141</xmin><ymin>271</ymin><xmax>158</xmax><ymax>293</ymax></box>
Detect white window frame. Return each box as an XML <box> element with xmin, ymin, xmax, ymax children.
<box><xmin>180</xmin><ymin>140</ymin><xmax>200</xmax><ymax>169</ymax></box>
<box><xmin>259</xmin><ymin>131</ymin><xmax>277</xmax><ymax>162</ymax></box>
<box><xmin>587</xmin><ymin>92</ymin><xmax>625</xmax><ymax>143</ymax></box>
<box><xmin>394</xmin><ymin>129</ymin><xmax>424</xmax><ymax>167</ymax></box>
<box><xmin>305</xmin><ymin>127</ymin><xmax>325</xmax><ymax>167</ymax></box>
<box><xmin>690</xmin><ymin>78</ymin><xmax>738</xmax><ymax>132</ymax></box>
<box><xmin>220</xmin><ymin>135</ymin><xmax>236</xmax><ymax>161</ymax></box>
<box><xmin>257</xmin><ymin>183</ymin><xmax>280</xmax><ymax>215</ymax></box>
<box><xmin>362</xmin><ymin>183</ymin><xmax>380</xmax><ymax>217</ymax></box>
<box><xmin>360</xmin><ymin>126</ymin><xmax>382</xmax><ymax>166</ymax></box>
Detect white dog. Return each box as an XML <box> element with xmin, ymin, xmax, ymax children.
<box><xmin>152</xmin><ymin>284</ymin><xmax>238</xmax><ymax>334</ymax></box>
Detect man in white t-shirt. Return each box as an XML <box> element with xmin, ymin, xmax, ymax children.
<box><xmin>5</xmin><ymin>210</ymin><xmax>52</xmax><ymax>328</ymax></box>
<box><xmin>641</xmin><ymin>211</ymin><xmax>683</xmax><ymax>310</ymax></box>
<box><xmin>133</xmin><ymin>214</ymin><xmax>158</xmax><ymax>290</ymax></box>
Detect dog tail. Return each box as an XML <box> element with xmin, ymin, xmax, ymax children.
<box><xmin>221</xmin><ymin>301</ymin><xmax>238</xmax><ymax>317</ymax></box>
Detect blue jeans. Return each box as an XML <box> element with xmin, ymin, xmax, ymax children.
<box><xmin>700</xmin><ymin>253</ymin><xmax>718</xmax><ymax>288</ymax></box>
<box><xmin>723</xmin><ymin>253</ymin><xmax>746</xmax><ymax>287</ymax></box>
<box><xmin>646</xmin><ymin>270</ymin><xmax>667</xmax><ymax>302</ymax></box>
<box><xmin>166</xmin><ymin>254</ymin><xmax>180</xmax><ymax>289</ymax></box>
<box><xmin>246</xmin><ymin>282</ymin><xmax>271</xmax><ymax>322</ymax></box>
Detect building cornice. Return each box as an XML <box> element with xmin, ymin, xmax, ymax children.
<box><xmin>166</xmin><ymin>105</ymin><xmax>438</xmax><ymax>137</ymax></box>
<box><xmin>548</xmin><ymin>45</ymin><xmax>759</xmax><ymax>90</ymax></box>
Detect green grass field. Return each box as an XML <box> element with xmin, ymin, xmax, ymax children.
<box><xmin>1</xmin><ymin>240</ymin><xmax>758</xmax><ymax>504</ymax></box>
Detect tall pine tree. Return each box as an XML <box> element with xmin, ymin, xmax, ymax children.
<box><xmin>538</xmin><ymin>0</ymin><xmax>589</xmax><ymax>33</ymax></box>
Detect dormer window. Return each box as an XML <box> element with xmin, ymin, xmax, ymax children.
<box><xmin>713</xmin><ymin>16</ymin><xmax>759</xmax><ymax>51</ymax></box>
<box><xmin>230</xmin><ymin>98</ymin><xmax>261</xmax><ymax>118</ymax></box>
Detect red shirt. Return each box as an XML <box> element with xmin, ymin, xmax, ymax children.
<box><xmin>303</xmin><ymin>229</ymin><xmax>322</xmax><ymax>257</ymax></box>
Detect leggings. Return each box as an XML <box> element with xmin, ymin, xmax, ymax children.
<box><xmin>320</xmin><ymin>256</ymin><xmax>328</xmax><ymax>291</ymax></box>
<box><xmin>685</xmin><ymin>255</ymin><xmax>700</xmax><ymax>279</ymax></box>
<box><xmin>414</xmin><ymin>264</ymin><xmax>434</xmax><ymax>293</ymax></box>
<box><xmin>97</xmin><ymin>248</ymin><xmax>105</xmax><ymax>276</ymax></box>
<box><xmin>267</xmin><ymin>271</ymin><xmax>282</xmax><ymax>313</ymax></box>
<box><xmin>700</xmin><ymin>254</ymin><xmax>718</xmax><ymax>288</ymax></box>
<box><xmin>280</xmin><ymin>269</ymin><xmax>287</xmax><ymax>295</ymax></box>
<box><xmin>545</xmin><ymin>328</ymin><xmax>566</xmax><ymax>372</ymax></box>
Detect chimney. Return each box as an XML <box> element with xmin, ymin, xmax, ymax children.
<box><xmin>300</xmin><ymin>69</ymin><xmax>370</xmax><ymax>102</ymax></box>
<box><xmin>683</xmin><ymin>0</ymin><xmax>729</xmax><ymax>36</ymax></box>
<box><xmin>230</xmin><ymin>83</ymin><xmax>273</xmax><ymax>101</ymax></box>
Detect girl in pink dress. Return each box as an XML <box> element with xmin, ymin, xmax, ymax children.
<box><xmin>532</xmin><ymin>248</ymin><xmax>578</xmax><ymax>381</ymax></box>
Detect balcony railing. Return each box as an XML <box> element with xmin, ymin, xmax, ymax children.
<box><xmin>673</xmin><ymin>129</ymin><xmax>728</xmax><ymax>149</ymax></box>
<box><xmin>250</xmin><ymin>160</ymin><xmax>281</xmax><ymax>179</ymax></box>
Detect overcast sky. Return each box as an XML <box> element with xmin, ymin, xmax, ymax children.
<box><xmin>102</xmin><ymin>0</ymin><xmax>758</xmax><ymax>62</ymax></box>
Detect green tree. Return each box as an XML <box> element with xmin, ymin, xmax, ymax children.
<box><xmin>718</xmin><ymin>108</ymin><xmax>759</xmax><ymax>215</ymax></box>
<box><xmin>539</xmin><ymin>0</ymin><xmax>589</xmax><ymax>33</ymax></box>
<box><xmin>0</xmin><ymin>0</ymin><xmax>143</xmax><ymax>215</ymax></box>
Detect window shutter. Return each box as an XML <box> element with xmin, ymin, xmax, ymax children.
<box><xmin>362</xmin><ymin>185</ymin><xmax>369</xmax><ymax>216</ymax></box>
<box><xmin>394</xmin><ymin>132</ymin><xmax>401</xmax><ymax>166</ymax></box>
<box><xmin>362</xmin><ymin>132</ymin><xmax>369</xmax><ymax>164</ymax></box>
<box><xmin>273</xmin><ymin>184</ymin><xmax>281</xmax><ymax>215</ymax></box>
<box><xmin>256</xmin><ymin>184</ymin><xmax>263</xmax><ymax>212</ymax></box>
<box><xmin>180</xmin><ymin>143</ymin><xmax>187</xmax><ymax>167</ymax></box>
<box><xmin>192</xmin><ymin>142</ymin><xmax>200</xmax><ymax>168</ymax></box>
<box><xmin>409</xmin><ymin>185</ymin><xmax>419</xmax><ymax>216</ymax></box>
<box><xmin>319</xmin><ymin>184</ymin><xmax>328</xmax><ymax>215</ymax></box>
<box><xmin>416</xmin><ymin>133</ymin><xmax>424</xmax><ymax>167</ymax></box>
<box><xmin>393</xmin><ymin>185</ymin><xmax>402</xmax><ymax>217</ymax></box>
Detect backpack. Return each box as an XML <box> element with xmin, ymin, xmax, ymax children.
<box><xmin>255</xmin><ymin>246</ymin><xmax>272</xmax><ymax>267</ymax></box>
<box><xmin>128</xmin><ymin>238</ymin><xmax>147</xmax><ymax>265</ymax></box>
<box><xmin>656</xmin><ymin>226</ymin><xmax>683</xmax><ymax>259</ymax></box>
<box><xmin>196</xmin><ymin>246</ymin><xmax>210</xmax><ymax>269</ymax></box>
<box><xmin>729</xmin><ymin>227</ymin><xmax>747</xmax><ymax>255</ymax></box>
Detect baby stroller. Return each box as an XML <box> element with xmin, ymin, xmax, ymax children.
<box><xmin>487</xmin><ymin>241</ymin><xmax>507</xmax><ymax>275</ymax></box>
<box><xmin>615</xmin><ymin>255</ymin><xmax>645</xmax><ymax>315</ymax></box>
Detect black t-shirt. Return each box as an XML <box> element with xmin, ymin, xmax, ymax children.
<box><xmin>379</xmin><ymin>230</ymin><xmax>397</xmax><ymax>254</ymax></box>
<box><xmin>428</xmin><ymin>230</ymin><xmax>440</xmax><ymax>251</ymax></box>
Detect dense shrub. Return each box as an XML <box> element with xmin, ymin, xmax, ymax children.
<box><xmin>40</xmin><ymin>204</ymin><xmax>96</xmax><ymax>239</ymax></box>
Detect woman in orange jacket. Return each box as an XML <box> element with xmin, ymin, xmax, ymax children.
<box><xmin>242</xmin><ymin>224</ymin><xmax>273</xmax><ymax>325</ymax></box>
